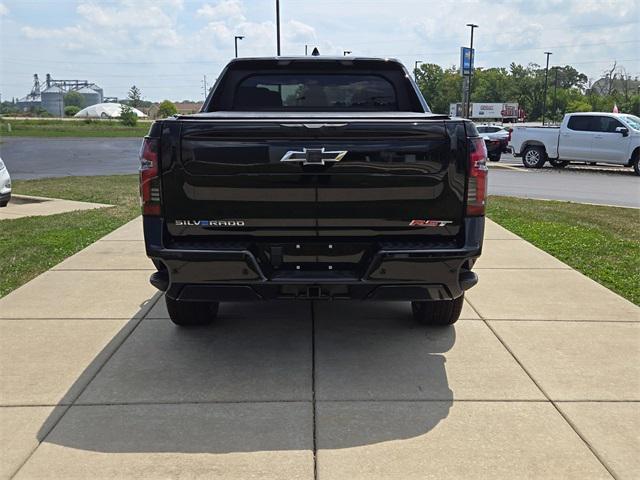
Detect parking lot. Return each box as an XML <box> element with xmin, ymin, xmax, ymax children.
<box><xmin>1</xmin><ymin>217</ymin><xmax>638</xmax><ymax>479</ymax></box>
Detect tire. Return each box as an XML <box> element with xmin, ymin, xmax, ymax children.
<box><xmin>632</xmin><ymin>152</ymin><xmax>640</xmax><ymax>176</ymax></box>
<box><xmin>489</xmin><ymin>153</ymin><xmax>501</xmax><ymax>162</ymax></box>
<box><xmin>0</xmin><ymin>201</ymin><xmax>7</xmax><ymax>208</ymax></box>
<box><xmin>522</xmin><ymin>146</ymin><xmax>546</xmax><ymax>168</ymax></box>
<box><xmin>411</xmin><ymin>295</ymin><xmax>464</xmax><ymax>326</ymax></box>
<box><xmin>549</xmin><ymin>159</ymin><xmax>569</xmax><ymax>168</ymax></box>
<box><xmin>165</xmin><ymin>296</ymin><xmax>218</xmax><ymax>327</ymax></box>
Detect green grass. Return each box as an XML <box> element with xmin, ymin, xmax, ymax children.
<box><xmin>0</xmin><ymin>118</ymin><xmax>150</xmax><ymax>137</ymax></box>
<box><xmin>487</xmin><ymin>196</ymin><xmax>640</xmax><ymax>305</ymax></box>
<box><xmin>0</xmin><ymin>175</ymin><xmax>140</xmax><ymax>298</ymax></box>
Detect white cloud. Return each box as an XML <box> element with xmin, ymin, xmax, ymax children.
<box><xmin>0</xmin><ymin>3</ymin><xmax>8</xmax><ymax>16</ymax></box>
<box><xmin>197</xmin><ymin>0</ymin><xmax>245</xmax><ymax>22</ymax></box>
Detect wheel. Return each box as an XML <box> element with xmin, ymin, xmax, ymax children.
<box><xmin>489</xmin><ymin>152</ymin><xmax>501</xmax><ymax>162</ymax></box>
<box><xmin>632</xmin><ymin>152</ymin><xmax>640</xmax><ymax>176</ymax></box>
<box><xmin>522</xmin><ymin>146</ymin><xmax>546</xmax><ymax>168</ymax></box>
<box><xmin>411</xmin><ymin>295</ymin><xmax>464</xmax><ymax>326</ymax></box>
<box><xmin>549</xmin><ymin>159</ymin><xmax>569</xmax><ymax>168</ymax></box>
<box><xmin>0</xmin><ymin>201</ymin><xmax>7</xmax><ymax>208</ymax></box>
<box><xmin>165</xmin><ymin>296</ymin><xmax>218</xmax><ymax>327</ymax></box>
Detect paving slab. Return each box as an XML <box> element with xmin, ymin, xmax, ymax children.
<box><xmin>557</xmin><ymin>402</ymin><xmax>639</xmax><ymax>480</ymax></box>
<box><xmin>99</xmin><ymin>216</ymin><xmax>143</xmax><ymax>241</ymax></box>
<box><xmin>315</xmin><ymin>401</ymin><xmax>611</xmax><ymax>480</ymax></box>
<box><xmin>0</xmin><ymin>319</ymin><xmax>140</xmax><ymax>406</ymax></box>
<box><xmin>490</xmin><ymin>321</ymin><xmax>640</xmax><ymax>401</ymax></box>
<box><xmin>52</xmin><ymin>240</ymin><xmax>153</xmax><ymax>271</ymax></box>
<box><xmin>15</xmin><ymin>403</ymin><xmax>314</xmax><ymax>480</ymax></box>
<box><xmin>467</xmin><ymin>268</ymin><xmax>640</xmax><ymax>321</ymax></box>
<box><xmin>0</xmin><ymin>270</ymin><xmax>158</xmax><ymax>319</ymax></box>
<box><xmin>475</xmin><ymin>239</ymin><xmax>570</xmax><ymax>269</ymax></box>
<box><xmin>483</xmin><ymin>218</ymin><xmax>522</xmax><ymax>240</ymax></box>
<box><xmin>0</xmin><ymin>406</ymin><xmax>66</xmax><ymax>479</ymax></box>
<box><xmin>0</xmin><ymin>195</ymin><xmax>109</xmax><ymax>219</ymax></box>
<box><xmin>77</xmin><ymin>315</ymin><xmax>312</xmax><ymax>404</ymax></box>
<box><xmin>314</xmin><ymin>304</ymin><xmax>543</xmax><ymax>400</ymax></box>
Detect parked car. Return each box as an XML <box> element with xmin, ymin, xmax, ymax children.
<box><xmin>510</xmin><ymin>112</ymin><xmax>640</xmax><ymax>174</ymax></box>
<box><xmin>0</xmin><ymin>158</ymin><xmax>11</xmax><ymax>207</ymax></box>
<box><xmin>141</xmin><ymin>56</ymin><xmax>487</xmax><ymax>328</ymax></box>
<box><xmin>476</xmin><ymin>124</ymin><xmax>511</xmax><ymax>159</ymax></box>
<box><xmin>482</xmin><ymin>135</ymin><xmax>503</xmax><ymax>162</ymax></box>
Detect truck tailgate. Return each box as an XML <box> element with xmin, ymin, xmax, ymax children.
<box><xmin>160</xmin><ymin>117</ymin><xmax>467</xmax><ymax>239</ymax></box>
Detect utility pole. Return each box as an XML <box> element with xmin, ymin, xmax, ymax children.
<box><xmin>542</xmin><ymin>51</ymin><xmax>552</xmax><ymax>125</ymax></box>
<box><xmin>202</xmin><ymin>75</ymin><xmax>208</xmax><ymax>100</ymax></box>
<box><xmin>552</xmin><ymin>67</ymin><xmax>559</xmax><ymax>123</ymax></box>
<box><xmin>305</xmin><ymin>44</ymin><xmax>308</xmax><ymax>55</ymax></box>
<box><xmin>465</xmin><ymin>23</ymin><xmax>478</xmax><ymax>118</ymax></box>
<box><xmin>234</xmin><ymin>35</ymin><xmax>244</xmax><ymax>58</ymax></box>
<box><xmin>276</xmin><ymin>0</ymin><xmax>281</xmax><ymax>56</ymax></box>
<box><xmin>414</xmin><ymin>60</ymin><xmax>423</xmax><ymax>83</ymax></box>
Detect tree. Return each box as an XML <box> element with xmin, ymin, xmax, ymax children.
<box><xmin>64</xmin><ymin>105</ymin><xmax>80</xmax><ymax>117</ymax></box>
<box><xmin>64</xmin><ymin>91</ymin><xmax>85</xmax><ymax>108</ymax></box>
<box><xmin>120</xmin><ymin>104</ymin><xmax>138</xmax><ymax>126</ymax></box>
<box><xmin>128</xmin><ymin>85</ymin><xmax>143</xmax><ymax>108</ymax></box>
<box><xmin>158</xmin><ymin>100</ymin><xmax>178</xmax><ymax>118</ymax></box>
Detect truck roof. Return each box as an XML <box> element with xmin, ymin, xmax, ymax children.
<box><xmin>227</xmin><ymin>56</ymin><xmax>403</xmax><ymax>64</ymax></box>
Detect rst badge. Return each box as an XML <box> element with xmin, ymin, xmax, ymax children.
<box><xmin>409</xmin><ymin>220</ymin><xmax>453</xmax><ymax>227</ymax></box>
<box><xmin>175</xmin><ymin>220</ymin><xmax>245</xmax><ymax>227</ymax></box>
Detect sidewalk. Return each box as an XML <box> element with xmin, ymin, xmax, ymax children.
<box><xmin>0</xmin><ymin>217</ymin><xmax>638</xmax><ymax>479</ymax></box>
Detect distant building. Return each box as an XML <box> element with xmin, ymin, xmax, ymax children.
<box><xmin>146</xmin><ymin>101</ymin><xmax>203</xmax><ymax>118</ymax></box>
<box><xmin>14</xmin><ymin>74</ymin><xmax>105</xmax><ymax>116</ymax></box>
<box><xmin>590</xmin><ymin>76</ymin><xmax>640</xmax><ymax>96</ymax></box>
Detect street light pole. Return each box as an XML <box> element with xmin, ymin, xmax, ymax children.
<box><xmin>275</xmin><ymin>0</ymin><xmax>281</xmax><ymax>56</ymax></box>
<box><xmin>414</xmin><ymin>60</ymin><xmax>423</xmax><ymax>83</ymax></box>
<box><xmin>465</xmin><ymin>23</ymin><xmax>478</xmax><ymax>118</ymax></box>
<box><xmin>542</xmin><ymin>51</ymin><xmax>552</xmax><ymax>125</ymax></box>
<box><xmin>234</xmin><ymin>35</ymin><xmax>244</xmax><ymax>58</ymax></box>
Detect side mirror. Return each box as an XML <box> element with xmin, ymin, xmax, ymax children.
<box><xmin>615</xmin><ymin>126</ymin><xmax>629</xmax><ymax>137</ymax></box>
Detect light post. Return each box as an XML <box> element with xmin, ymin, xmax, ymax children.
<box><xmin>276</xmin><ymin>0</ymin><xmax>281</xmax><ymax>55</ymax></box>
<box><xmin>414</xmin><ymin>60</ymin><xmax>423</xmax><ymax>83</ymax></box>
<box><xmin>234</xmin><ymin>35</ymin><xmax>244</xmax><ymax>58</ymax></box>
<box><xmin>542</xmin><ymin>51</ymin><xmax>552</xmax><ymax>125</ymax></box>
<box><xmin>465</xmin><ymin>23</ymin><xmax>478</xmax><ymax>118</ymax></box>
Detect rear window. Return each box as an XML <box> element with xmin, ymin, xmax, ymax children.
<box><xmin>233</xmin><ymin>74</ymin><xmax>398</xmax><ymax>111</ymax></box>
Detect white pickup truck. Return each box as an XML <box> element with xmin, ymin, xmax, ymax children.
<box><xmin>510</xmin><ymin>112</ymin><xmax>640</xmax><ymax>175</ymax></box>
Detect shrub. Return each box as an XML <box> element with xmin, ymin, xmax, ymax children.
<box><xmin>119</xmin><ymin>104</ymin><xmax>138</xmax><ymax>126</ymax></box>
<box><xmin>64</xmin><ymin>106</ymin><xmax>81</xmax><ymax>117</ymax></box>
<box><xmin>158</xmin><ymin>100</ymin><xmax>178</xmax><ymax>118</ymax></box>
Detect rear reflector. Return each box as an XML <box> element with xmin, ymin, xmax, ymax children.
<box><xmin>466</xmin><ymin>137</ymin><xmax>488</xmax><ymax>216</ymax></box>
<box><xmin>139</xmin><ymin>137</ymin><xmax>160</xmax><ymax>216</ymax></box>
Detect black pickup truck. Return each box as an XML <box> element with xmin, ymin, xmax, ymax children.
<box><xmin>140</xmin><ymin>57</ymin><xmax>487</xmax><ymax>327</ymax></box>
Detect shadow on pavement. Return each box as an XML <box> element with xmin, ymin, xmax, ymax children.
<box><xmin>35</xmin><ymin>299</ymin><xmax>454</xmax><ymax>453</ymax></box>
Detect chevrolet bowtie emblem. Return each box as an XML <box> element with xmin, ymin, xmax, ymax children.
<box><xmin>280</xmin><ymin>148</ymin><xmax>348</xmax><ymax>166</ymax></box>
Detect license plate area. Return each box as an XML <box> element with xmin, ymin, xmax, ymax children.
<box><xmin>258</xmin><ymin>242</ymin><xmax>375</xmax><ymax>273</ymax></box>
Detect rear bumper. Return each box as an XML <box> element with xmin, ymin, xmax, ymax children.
<box><xmin>144</xmin><ymin>217</ymin><xmax>484</xmax><ymax>302</ymax></box>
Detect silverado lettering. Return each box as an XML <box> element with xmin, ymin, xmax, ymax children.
<box><xmin>140</xmin><ymin>56</ymin><xmax>487</xmax><ymax>327</ymax></box>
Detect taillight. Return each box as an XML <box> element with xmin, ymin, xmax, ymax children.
<box><xmin>139</xmin><ymin>137</ymin><xmax>160</xmax><ymax>216</ymax></box>
<box><xmin>466</xmin><ymin>137</ymin><xmax>488</xmax><ymax>216</ymax></box>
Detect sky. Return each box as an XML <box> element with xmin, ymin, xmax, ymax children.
<box><xmin>1</xmin><ymin>0</ymin><xmax>639</xmax><ymax>102</ymax></box>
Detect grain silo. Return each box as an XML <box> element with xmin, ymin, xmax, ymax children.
<box><xmin>41</xmin><ymin>85</ymin><xmax>65</xmax><ymax>116</ymax></box>
<box><xmin>76</xmin><ymin>86</ymin><xmax>102</xmax><ymax>108</ymax></box>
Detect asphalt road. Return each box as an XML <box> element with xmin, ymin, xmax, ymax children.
<box><xmin>0</xmin><ymin>137</ymin><xmax>140</xmax><ymax>179</ymax></box>
<box><xmin>1</xmin><ymin>137</ymin><xmax>638</xmax><ymax>207</ymax></box>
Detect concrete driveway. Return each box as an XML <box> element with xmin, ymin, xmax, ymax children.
<box><xmin>0</xmin><ymin>218</ymin><xmax>638</xmax><ymax>479</ymax></box>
